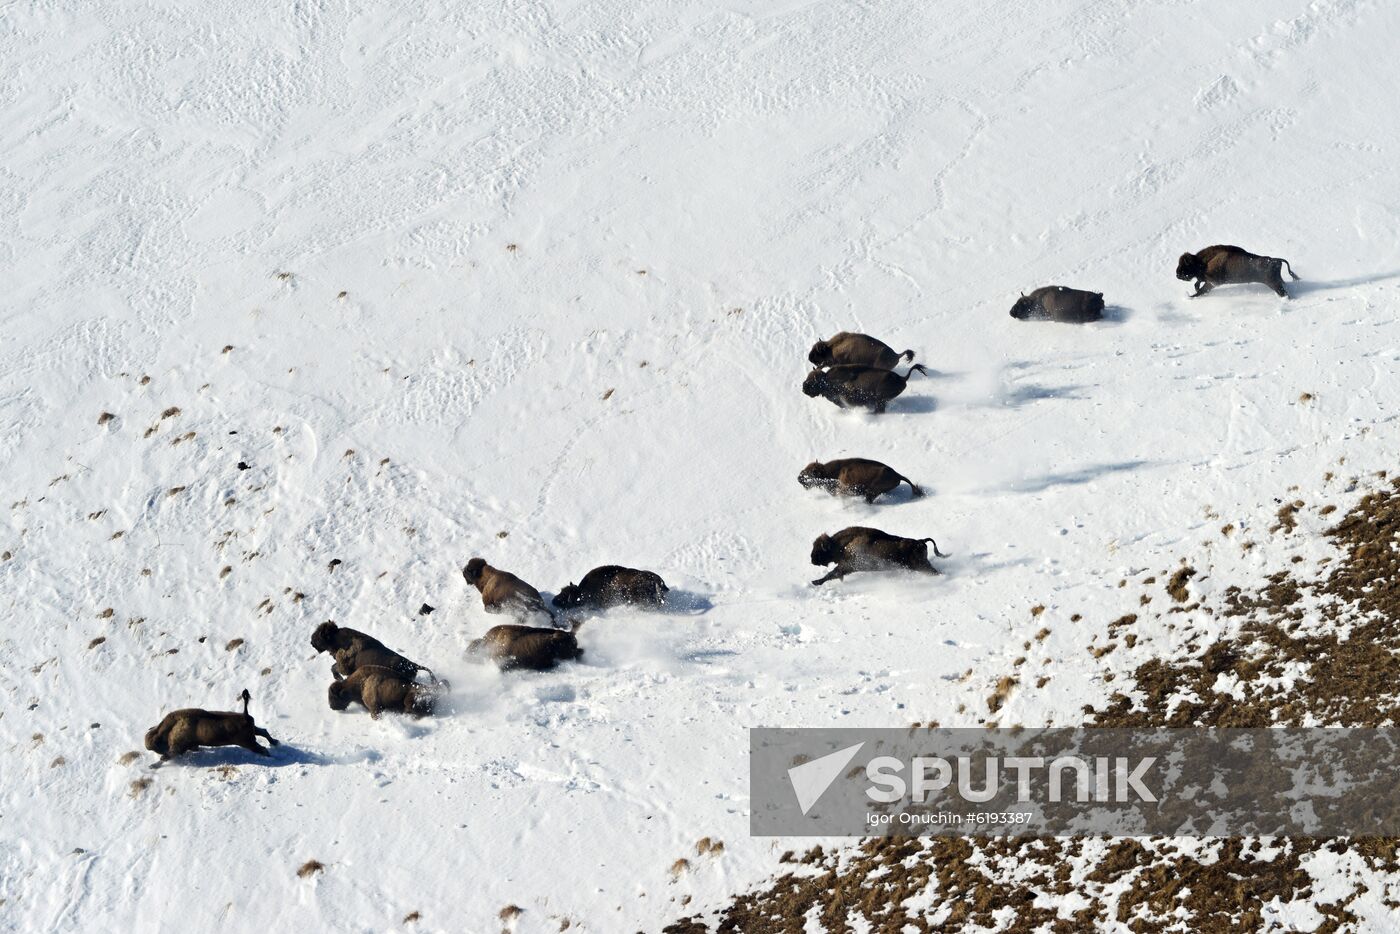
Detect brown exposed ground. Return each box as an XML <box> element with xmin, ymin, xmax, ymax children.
<box><xmin>665</xmin><ymin>478</ymin><xmax>1400</xmax><ymax>932</ymax></box>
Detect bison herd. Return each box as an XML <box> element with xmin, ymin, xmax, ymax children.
<box><xmin>144</xmin><ymin>243</ymin><xmax>1300</xmax><ymax>758</ymax></box>
<box><xmin>143</xmin><ymin>561</ymin><xmax>670</xmax><ymax>759</ymax></box>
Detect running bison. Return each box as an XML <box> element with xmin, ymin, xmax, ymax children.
<box><xmin>1176</xmin><ymin>245</ymin><xmax>1299</xmax><ymax>298</ymax></box>
<box><xmin>144</xmin><ymin>689</ymin><xmax>279</xmax><ymax>760</ymax></box>
<box><xmin>810</xmin><ymin>526</ymin><xmax>948</xmax><ymax>586</ymax></box>
<box><xmin>798</xmin><ymin>458</ymin><xmax>923</xmax><ymax>503</ymax></box>
<box><xmin>808</xmin><ymin>332</ymin><xmax>916</xmax><ymax>370</ymax></box>
<box><xmin>553</xmin><ymin>565</ymin><xmax>669</xmax><ymax>611</ymax></box>
<box><xmin>803</xmin><ymin>363</ymin><xmax>928</xmax><ymax>414</ymax></box>
<box><xmin>463</xmin><ymin>557</ymin><xmax>555</xmax><ymax>624</ymax></box>
<box><xmin>310</xmin><ymin>621</ymin><xmax>440</xmax><ymax>685</ymax></box>
<box><xmin>467</xmin><ymin>624</ymin><xmax>583</xmax><ymax>671</ymax></box>
<box><xmin>1009</xmin><ymin>286</ymin><xmax>1105</xmax><ymax>323</ymax></box>
<box><xmin>327</xmin><ymin>666</ymin><xmax>437</xmax><ymax>719</ymax></box>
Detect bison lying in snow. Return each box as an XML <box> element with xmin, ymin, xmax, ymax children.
<box><xmin>310</xmin><ymin>621</ymin><xmax>440</xmax><ymax>685</ymax></box>
<box><xmin>1176</xmin><ymin>245</ymin><xmax>1299</xmax><ymax>298</ymax></box>
<box><xmin>799</xmin><ymin>458</ymin><xmax>923</xmax><ymax>504</ymax></box>
<box><xmin>553</xmin><ymin>565</ymin><xmax>668</xmax><ymax>611</ymax></box>
<box><xmin>328</xmin><ymin>666</ymin><xmax>437</xmax><ymax>718</ymax></box>
<box><xmin>144</xmin><ymin>689</ymin><xmax>279</xmax><ymax>760</ymax></box>
<box><xmin>467</xmin><ymin>624</ymin><xmax>582</xmax><ymax>671</ymax></box>
<box><xmin>463</xmin><ymin>557</ymin><xmax>555</xmax><ymax>624</ymax></box>
<box><xmin>802</xmin><ymin>364</ymin><xmax>928</xmax><ymax>414</ymax></box>
<box><xmin>810</xmin><ymin>526</ymin><xmax>947</xmax><ymax>586</ymax></box>
<box><xmin>808</xmin><ymin>332</ymin><xmax>915</xmax><ymax>370</ymax></box>
<box><xmin>1009</xmin><ymin>286</ymin><xmax>1105</xmax><ymax>323</ymax></box>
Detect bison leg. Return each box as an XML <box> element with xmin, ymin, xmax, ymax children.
<box><xmin>811</xmin><ymin>565</ymin><xmax>850</xmax><ymax>586</ymax></box>
<box><xmin>1190</xmin><ymin>280</ymin><xmax>1214</xmax><ymax>297</ymax></box>
<box><xmin>255</xmin><ymin>727</ymin><xmax>280</xmax><ymax>746</ymax></box>
<box><xmin>238</xmin><ymin>736</ymin><xmax>272</xmax><ymax>757</ymax></box>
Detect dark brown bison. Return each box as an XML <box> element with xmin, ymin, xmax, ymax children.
<box><xmin>802</xmin><ymin>363</ymin><xmax>928</xmax><ymax>414</ymax></box>
<box><xmin>327</xmin><ymin>666</ymin><xmax>437</xmax><ymax>719</ymax></box>
<box><xmin>810</xmin><ymin>526</ymin><xmax>948</xmax><ymax>586</ymax></box>
<box><xmin>310</xmin><ymin>621</ymin><xmax>440</xmax><ymax>685</ymax></box>
<box><xmin>144</xmin><ymin>689</ymin><xmax>279</xmax><ymax>760</ymax></box>
<box><xmin>1176</xmin><ymin>245</ymin><xmax>1299</xmax><ymax>298</ymax></box>
<box><xmin>1009</xmin><ymin>286</ymin><xmax>1105</xmax><ymax>323</ymax></box>
<box><xmin>553</xmin><ymin>565</ymin><xmax>668</xmax><ymax>610</ymax></box>
<box><xmin>467</xmin><ymin>624</ymin><xmax>583</xmax><ymax>671</ymax></box>
<box><xmin>798</xmin><ymin>458</ymin><xmax>923</xmax><ymax>504</ymax></box>
<box><xmin>808</xmin><ymin>332</ymin><xmax>915</xmax><ymax>370</ymax></box>
<box><xmin>463</xmin><ymin>557</ymin><xmax>555</xmax><ymax>624</ymax></box>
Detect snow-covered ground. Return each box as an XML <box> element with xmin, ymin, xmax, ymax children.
<box><xmin>4</xmin><ymin>0</ymin><xmax>1400</xmax><ymax>930</ymax></box>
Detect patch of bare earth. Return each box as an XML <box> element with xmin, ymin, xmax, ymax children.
<box><xmin>666</xmin><ymin>478</ymin><xmax>1400</xmax><ymax>932</ymax></box>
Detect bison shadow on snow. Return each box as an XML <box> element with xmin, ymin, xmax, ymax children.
<box><xmin>998</xmin><ymin>382</ymin><xmax>1093</xmax><ymax>408</ymax></box>
<box><xmin>1287</xmin><ymin>270</ymin><xmax>1400</xmax><ymax>298</ymax></box>
<box><xmin>146</xmin><ymin>737</ymin><xmax>327</xmax><ymax>769</ymax></box>
<box><xmin>999</xmin><ymin>460</ymin><xmax>1152</xmax><ymax>494</ymax></box>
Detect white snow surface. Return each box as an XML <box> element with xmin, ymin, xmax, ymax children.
<box><xmin>4</xmin><ymin>0</ymin><xmax>1400</xmax><ymax>931</ymax></box>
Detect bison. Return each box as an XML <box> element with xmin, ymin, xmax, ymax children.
<box><xmin>327</xmin><ymin>666</ymin><xmax>437</xmax><ymax>719</ymax></box>
<box><xmin>798</xmin><ymin>458</ymin><xmax>923</xmax><ymax>504</ymax></box>
<box><xmin>467</xmin><ymin>624</ymin><xmax>583</xmax><ymax>671</ymax></box>
<box><xmin>802</xmin><ymin>363</ymin><xmax>928</xmax><ymax>414</ymax></box>
<box><xmin>463</xmin><ymin>557</ymin><xmax>555</xmax><ymax>625</ymax></box>
<box><xmin>810</xmin><ymin>526</ymin><xmax>948</xmax><ymax>586</ymax></box>
<box><xmin>553</xmin><ymin>565</ymin><xmax>669</xmax><ymax>611</ymax></box>
<box><xmin>1176</xmin><ymin>245</ymin><xmax>1299</xmax><ymax>298</ymax></box>
<box><xmin>1009</xmin><ymin>286</ymin><xmax>1105</xmax><ymax>323</ymax></box>
<box><xmin>144</xmin><ymin>689</ymin><xmax>280</xmax><ymax>760</ymax></box>
<box><xmin>808</xmin><ymin>332</ymin><xmax>916</xmax><ymax>370</ymax></box>
<box><xmin>310</xmin><ymin>621</ymin><xmax>440</xmax><ymax>685</ymax></box>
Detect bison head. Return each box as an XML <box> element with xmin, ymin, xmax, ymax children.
<box><xmin>327</xmin><ymin>681</ymin><xmax>351</xmax><ymax>711</ymax></box>
<box><xmin>810</xmin><ymin>533</ymin><xmax>840</xmax><ymax>566</ymax></box>
<box><xmin>798</xmin><ymin>462</ymin><xmax>833</xmax><ymax>490</ymax></box>
<box><xmin>462</xmin><ymin>557</ymin><xmax>488</xmax><ymax>586</ymax></box>
<box><xmin>552</xmin><ymin>583</ymin><xmax>583</xmax><ymax>609</ymax></box>
<box><xmin>406</xmin><ymin>686</ymin><xmax>436</xmax><ymax>717</ymax></box>
<box><xmin>310</xmin><ymin>620</ymin><xmax>339</xmax><ymax>653</ymax></box>
<box><xmin>807</xmin><ymin>340</ymin><xmax>834</xmax><ymax>367</ymax></box>
<box><xmin>1009</xmin><ymin>294</ymin><xmax>1038</xmax><ymax>320</ymax></box>
<box><xmin>801</xmin><ymin>369</ymin><xmax>828</xmax><ymax>398</ymax></box>
<box><xmin>1176</xmin><ymin>252</ymin><xmax>1203</xmax><ymax>281</ymax></box>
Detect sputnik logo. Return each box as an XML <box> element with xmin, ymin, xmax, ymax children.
<box><xmin>788</xmin><ymin>742</ymin><xmax>865</xmax><ymax>815</ymax></box>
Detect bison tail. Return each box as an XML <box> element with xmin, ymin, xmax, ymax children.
<box><xmin>900</xmin><ymin>349</ymin><xmax>916</xmax><ymax>363</ymax></box>
<box><xmin>903</xmin><ymin>363</ymin><xmax>929</xmax><ymax>380</ymax></box>
<box><xmin>920</xmin><ymin>537</ymin><xmax>949</xmax><ymax>558</ymax></box>
<box><xmin>1280</xmin><ymin>258</ymin><xmax>1300</xmax><ymax>281</ymax></box>
<box><xmin>905</xmin><ymin>478</ymin><xmax>924</xmax><ymax>498</ymax></box>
